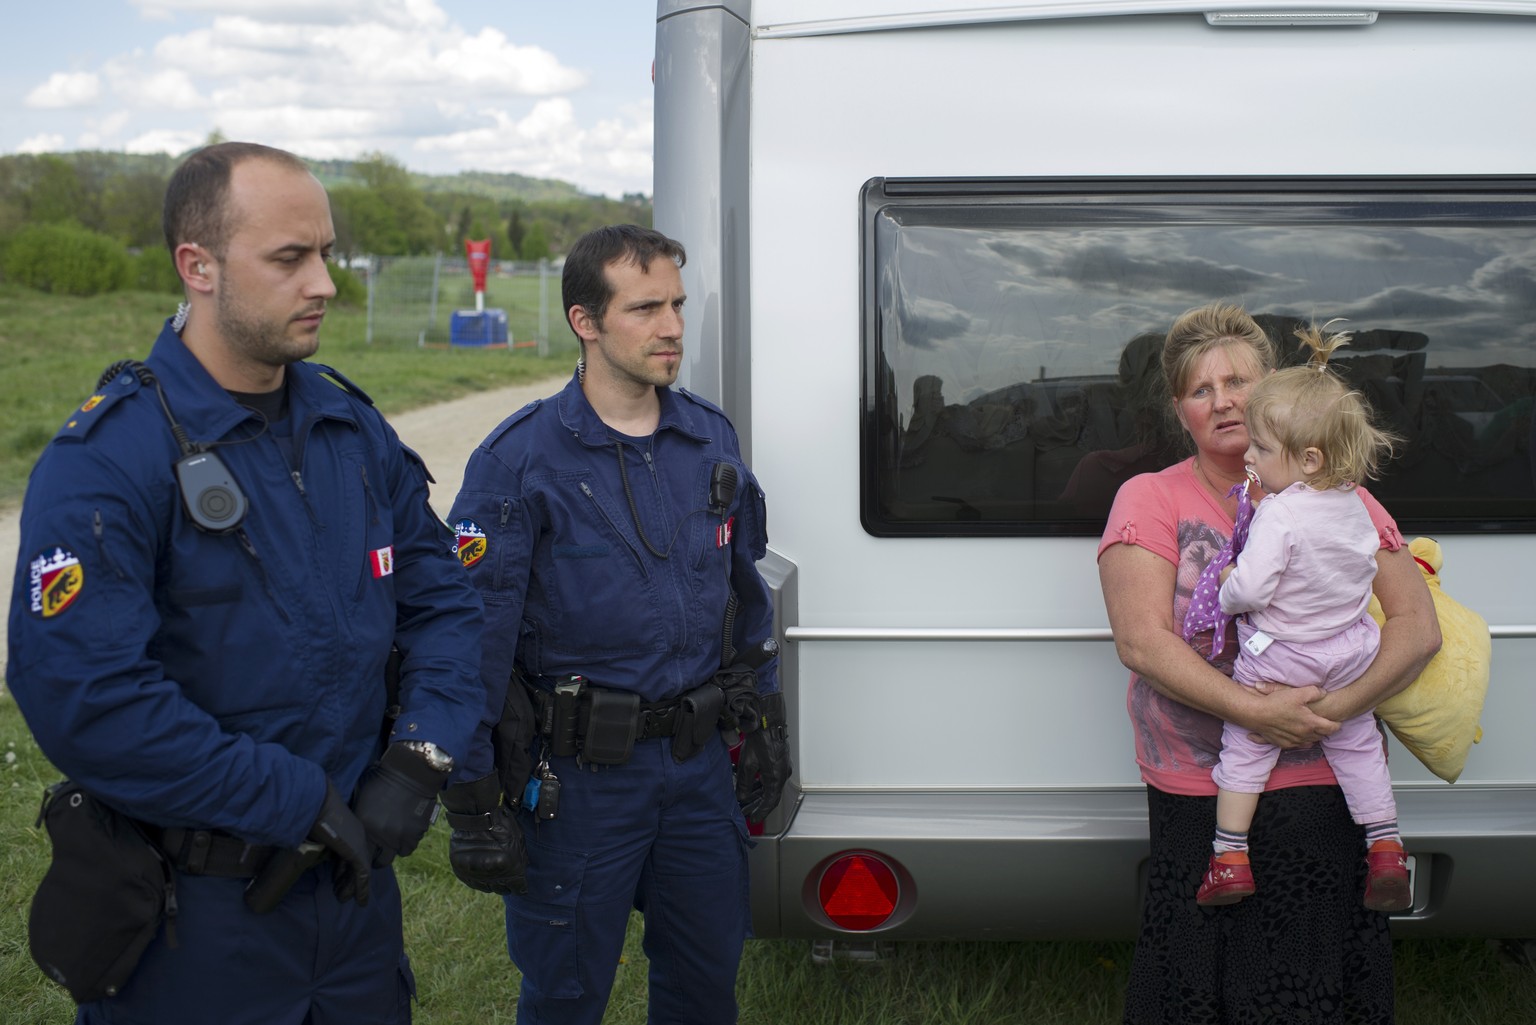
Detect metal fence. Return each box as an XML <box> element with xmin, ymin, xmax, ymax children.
<box><xmin>361</xmin><ymin>255</ymin><xmax>569</xmax><ymax>354</ymax></box>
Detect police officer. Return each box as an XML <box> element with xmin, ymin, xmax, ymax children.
<box><xmin>441</xmin><ymin>224</ymin><xmax>791</xmax><ymax>1024</ymax></box>
<box><xmin>7</xmin><ymin>142</ymin><xmax>485</xmax><ymax>1024</ymax></box>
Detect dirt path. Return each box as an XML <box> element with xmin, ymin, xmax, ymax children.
<box><xmin>0</xmin><ymin>376</ymin><xmax>567</xmax><ymax>692</ymax></box>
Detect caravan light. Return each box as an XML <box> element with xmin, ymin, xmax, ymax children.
<box><xmin>817</xmin><ymin>852</ymin><xmax>899</xmax><ymax>931</ymax></box>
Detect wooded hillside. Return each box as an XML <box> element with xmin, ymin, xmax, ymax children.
<box><xmin>0</xmin><ymin>148</ymin><xmax>651</xmax><ymax>264</ymax></box>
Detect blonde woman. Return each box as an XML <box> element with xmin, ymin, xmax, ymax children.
<box><xmin>1098</xmin><ymin>303</ymin><xmax>1438</xmax><ymax>1025</ymax></box>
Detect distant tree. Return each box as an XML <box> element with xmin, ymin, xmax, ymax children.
<box><xmin>520</xmin><ymin>221</ymin><xmax>551</xmax><ymax>262</ymax></box>
<box><xmin>331</xmin><ymin>185</ymin><xmax>407</xmax><ymax>257</ymax></box>
<box><xmin>24</xmin><ymin>155</ymin><xmax>88</xmax><ymax>226</ymax></box>
<box><xmin>455</xmin><ymin>205</ymin><xmax>473</xmax><ymax>248</ymax></box>
<box><xmin>506</xmin><ymin>206</ymin><xmax>527</xmax><ymax>254</ymax></box>
<box><xmin>101</xmin><ymin>170</ymin><xmax>166</xmax><ymax>248</ymax></box>
<box><xmin>354</xmin><ymin>152</ymin><xmax>414</xmax><ymax>191</ymax></box>
<box><xmin>337</xmin><ymin>153</ymin><xmax>440</xmax><ymax>255</ymax></box>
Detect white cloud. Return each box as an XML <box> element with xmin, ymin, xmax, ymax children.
<box><xmin>434</xmin><ymin>28</ymin><xmax>586</xmax><ymax>94</ymax></box>
<box><xmin>25</xmin><ymin>72</ymin><xmax>101</xmax><ymax>109</ymax></box>
<box><xmin>124</xmin><ymin>128</ymin><xmax>206</xmax><ymax>156</ymax></box>
<box><xmin>18</xmin><ymin>133</ymin><xmax>67</xmax><ymax>154</ymax></box>
<box><xmin>118</xmin><ymin>67</ymin><xmax>206</xmax><ymax>111</ymax></box>
<box><xmin>411</xmin><ymin>96</ymin><xmax>653</xmax><ymax>197</ymax></box>
<box><xmin>10</xmin><ymin>1</ymin><xmax>653</xmax><ymax>197</ymax></box>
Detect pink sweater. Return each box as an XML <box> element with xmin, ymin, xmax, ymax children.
<box><xmin>1218</xmin><ymin>483</ymin><xmax>1379</xmax><ymax>642</ymax></box>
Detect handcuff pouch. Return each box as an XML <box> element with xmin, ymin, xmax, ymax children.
<box><xmin>581</xmin><ymin>689</ymin><xmax>640</xmax><ymax>765</ymax></box>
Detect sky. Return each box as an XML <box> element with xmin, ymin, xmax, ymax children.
<box><xmin>0</xmin><ymin>0</ymin><xmax>659</xmax><ymax>198</ymax></box>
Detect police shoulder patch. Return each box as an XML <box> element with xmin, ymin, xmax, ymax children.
<box><xmin>27</xmin><ymin>547</ymin><xmax>84</xmax><ymax>618</ymax></box>
<box><xmin>454</xmin><ymin>519</ymin><xmax>488</xmax><ymax>568</ymax></box>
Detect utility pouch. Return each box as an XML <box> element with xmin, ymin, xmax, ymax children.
<box><xmin>582</xmin><ymin>689</ymin><xmax>641</xmax><ymax>765</ymax></box>
<box><xmin>672</xmin><ymin>682</ymin><xmax>726</xmax><ymax>763</ymax></box>
<box><xmin>29</xmin><ymin>780</ymin><xmax>177</xmax><ymax>1004</ymax></box>
<box><xmin>549</xmin><ymin>676</ymin><xmax>585</xmax><ymax>758</ymax></box>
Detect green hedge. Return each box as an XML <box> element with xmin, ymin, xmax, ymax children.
<box><xmin>1</xmin><ymin>223</ymin><xmax>133</xmax><ymax>296</ymax></box>
<box><xmin>329</xmin><ymin>263</ymin><xmax>366</xmax><ymax>307</ymax></box>
<box><xmin>133</xmin><ymin>247</ymin><xmax>183</xmax><ymax>294</ymax></box>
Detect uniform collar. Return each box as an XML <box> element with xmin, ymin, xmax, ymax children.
<box><xmin>144</xmin><ymin>318</ymin><xmax>359</xmax><ymax>443</ymax></box>
<box><xmin>554</xmin><ymin>370</ymin><xmax>711</xmax><ymax>447</ymax></box>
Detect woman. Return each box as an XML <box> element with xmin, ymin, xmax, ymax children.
<box><xmin>1098</xmin><ymin>303</ymin><xmax>1439</xmax><ymax>1024</ymax></box>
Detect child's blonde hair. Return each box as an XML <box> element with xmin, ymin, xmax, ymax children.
<box><xmin>1244</xmin><ymin>321</ymin><xmax>1400</xmax><ymax>490</ymax></box>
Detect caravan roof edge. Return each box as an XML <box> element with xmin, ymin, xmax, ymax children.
<box><xmin>752</xmin><ymin>0</ymin><xmax>1536</xmax><ymax>38</ymax></box>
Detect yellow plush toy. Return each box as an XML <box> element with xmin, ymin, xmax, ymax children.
<box><xmin>1366</xmin><ymin>537</ymin><xmax>1491</xmax><ymax>783</ymax></box>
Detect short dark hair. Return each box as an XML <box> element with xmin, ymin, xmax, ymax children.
<box><xmin>163</xmin><ymin>142</ymin><xmax>310</xmax><ymax>258</ymax></box>
<box><xmin>562</xmin><ymin>224</ymin><xmax>686</xmax><ymax>334</ymax></box>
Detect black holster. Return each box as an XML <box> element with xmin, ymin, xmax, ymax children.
<box><xmin>29</xmin><ymin>782</ymin><xmax>178</xmax><ymax>1004</ymax></box>
<box><xmin>671</xmin><ymin>682</ymin><xmax>726</xmax><ymax>762</ymax></box>
<box><xmin>492</xmin><ymin>672</ymin><xmax>538</xmax><ymax>809</ymax></box>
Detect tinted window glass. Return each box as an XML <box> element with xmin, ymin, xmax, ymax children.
<box><xmin>861</xmin><ymin>178</ymin><xmax>1536</xmax><ymax>536</ymax></box>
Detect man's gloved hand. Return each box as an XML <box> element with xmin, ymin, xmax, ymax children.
<box><xmin>735</xmin><ymin>691</ymin><xmax>792</xmax><ymax>824</ymax></box>
<box><xmin>309</xmin><ymin>781</ymin><xmax>373</xmax><ymax>906</ymax></box>
<box><xmin>439</xmin><ymin>772</ymin><xmax>528</xmax><ymax>895</ymax></box>
<box><xmin>352</xmin><ymin>742</ymin><xmax>451</xmax><ymax>868</ymax></box>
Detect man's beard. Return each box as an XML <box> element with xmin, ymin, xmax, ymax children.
<box><xmin>217</xmin><ymin>288</ymin><xmax>321</xmax><ymax>369</ymax></box>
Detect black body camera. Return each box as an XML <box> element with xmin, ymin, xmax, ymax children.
<box><xmin>174</xmin><ymin>451</ymin><xmax>249</xmax><ymax>534</ymax></box>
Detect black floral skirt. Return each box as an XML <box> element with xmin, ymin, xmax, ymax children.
<box><xmin>1123</xmin><ymin>785</ymin><xmax>1394</xmax><ymax>1025</ymax></box>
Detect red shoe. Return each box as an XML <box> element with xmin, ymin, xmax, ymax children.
<box><xmin>1364</xmin><ymin>840</ymin><xmax>1411</xmax><ymax>912</ymax></box>
<box><xmin>1197</xmin><ymin>851</ymin><xmax>1256</xmax><ymax>906</ymax></box>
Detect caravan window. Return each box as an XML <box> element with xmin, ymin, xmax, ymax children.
<box><xmin>861</xmin><ymin>178</ymin><xmax>1536</xmax><ymax>537</ymax></box>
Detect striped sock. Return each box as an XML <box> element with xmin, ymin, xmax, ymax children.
<box><xmin>1364</xmin><ymin>819</ymin><xmax>1401</xmax><ymax>849</ymax></box>
<box><xmin>1213</xmin><ymin>827</ymin><xmax>1249</xmax><ymax>855</ymax></box>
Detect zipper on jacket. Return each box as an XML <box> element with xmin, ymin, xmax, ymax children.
<box><xmin>579</xmin><ymin>482</ymin><xmax>647</xmax><ymax>577</ymax></box>
<box><xmin>92</xmin><ymin>509</ymin><xmax>127</xmax><ymax>579</ymax></box>
<box><xmin>289</xmin><ymin>469</ymin><xmax>322</xmax><ymax>526</ymax></box>
<box><xmin>489</xmin><ymin>498</ymin><xmax>514</xmax><ymax>590</ymax></box>
<box><xmin>359</xmin><ymin>465</ymin><xmax>380</xmax><ymax>524</ymax></box>
<box><xmin>237</xmin><ymin>529</ymin><xmax>292</xmax><ymax>622</ymax></box>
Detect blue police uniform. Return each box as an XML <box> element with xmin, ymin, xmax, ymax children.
<box><xmin>449</xmin><ymin>372</ymin><xmax>777</xmax><ymax>1025</ymax></box>
<box><xmin>7</xmin><ymin>320</ymin><xmax>485</xmax><ymax>1024</ymax></box>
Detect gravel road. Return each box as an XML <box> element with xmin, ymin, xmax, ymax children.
<box><xmin>0</xmin><ymin>376</ymin><xmax>567</xmax><ymax>691</ymax></box>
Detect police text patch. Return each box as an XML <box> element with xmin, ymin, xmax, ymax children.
<box><xmin>29</xmin><ymin>547</ymin><xmax>84</xmax><ymax>618</ymax></box>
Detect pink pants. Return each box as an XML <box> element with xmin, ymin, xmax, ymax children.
<box><xmin>1213</xmin><ymin>615</ymin><xmax>1397</xmax><ymax>825</ymax></box>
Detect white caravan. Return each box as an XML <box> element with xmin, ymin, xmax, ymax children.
<box><xmin>652</xmin><ymin>0</ymin><xmax>1536</xmax><ymax>942</ymax></box>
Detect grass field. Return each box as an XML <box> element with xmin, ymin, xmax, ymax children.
<box><xmin>3</xmin><ymin>284</ymin><xmax>1536</xmax><ymax>1022</ymax></box>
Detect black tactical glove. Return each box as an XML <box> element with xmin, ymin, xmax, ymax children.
<box><xmin>352</xmin><ymin>742</ymin><xmax>451</xmax><ymax>868</ymax></box>
<box><xmin>734</xmin><ymin>691</ymin><xmax>792</xmax><ymax>824</ymax></box>
<box><xmin>439</xmin><ymin>772</ymin><xmax>528</xmax><ymax>895</ymax></box>
<box><xmin>309</xmin><ymin>781</ymin><xmax>372</xmax><ymax>906</ymax></box>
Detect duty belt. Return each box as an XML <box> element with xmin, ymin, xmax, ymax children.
<box><xmin>524</xmin><ymin>682</ymin><xmax>684</xmax><ymax>741</ymax></box>
<box><xmin>522</xmin><ymin>675</ymin><xmax>728</xmax><ymax>765</ymax></box>
<box><xmin>144</xmin><ymin>825</ymin><xmax>276</xmax><ymax>878</ymax></box>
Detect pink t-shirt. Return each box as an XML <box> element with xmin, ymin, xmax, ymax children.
<box><xmin>1097</xmin><ymin>457</ymin><xmax>1404</xmax><ymax>797</ymax></box>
